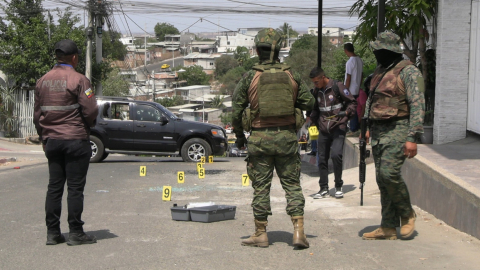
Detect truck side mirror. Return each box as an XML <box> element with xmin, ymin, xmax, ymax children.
<box><xmin>160</xmin><ymin>116</ymin><xmax>169</xmax><ymax>125</ymax></box>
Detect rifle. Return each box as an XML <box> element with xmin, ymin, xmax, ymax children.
<box><xmin>359</xmin><ymin>117</ymin><xmax>370</xmax><ymax>206</ymax></box>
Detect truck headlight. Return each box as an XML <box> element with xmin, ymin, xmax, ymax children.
<box><xmin>211</xmin><ymin>129</ymin><xmax>225</xmax><ymax>138</ymax></box>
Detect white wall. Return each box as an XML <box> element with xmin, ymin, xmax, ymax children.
<box><xmin>434</xmin><ymin>0</ymin><xmax>472</xmax><ymax>144</ymax></box>
<box><xmin>468</xmin><ymin>0</ymin><xmax>480</xmax><ymax>134</ymax></box>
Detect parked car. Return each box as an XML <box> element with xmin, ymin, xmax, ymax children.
<box><xmin>89</xmin><ymin>96</ymin><xmax>227</xmax><ymax>162</ymax></box>
<box><xmin>227</xmin><ymin>143</ymin><xmax>248</xmax><ymax>157</ymax></box>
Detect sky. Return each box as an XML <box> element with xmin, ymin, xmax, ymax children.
<box><xmin>42</xmin><ymin>0</ymin><xmax>360</xmax><ymax>37</ymax></box>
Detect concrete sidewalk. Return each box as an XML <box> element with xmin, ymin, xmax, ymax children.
<box><xmin>301</xmin><ymin>131</ymin><xmax>480</xmax><ymax>239</ymax></box>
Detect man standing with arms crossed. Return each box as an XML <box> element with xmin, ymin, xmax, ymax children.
<box><xmin>344</xmin><ymin>42</ymin><xmax>364</xmax><ymax>133</ymax></box>
<box><xmin>34</xmin><ymin>39</ymin><xmax>98</xmax><ymax>246</ymax></box>
<box><xmin>232</xmin><ymin>28</ymin><xmax>314</xmax><ymax>248</ymax></box>
<box><xmin>362</xmin><ymin>31</ymin><xmax>425</xmax><ymax>240</ymax></box>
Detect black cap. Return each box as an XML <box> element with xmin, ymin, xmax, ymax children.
<box><xmin>54</xmin><ymin>39</ymin><xmax>81</xmax><ymax>55</ymax></box>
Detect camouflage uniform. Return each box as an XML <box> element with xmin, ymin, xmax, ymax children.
<box><xmin>232</xmin><ymin>69</ymin><xmax>314</xmax><ymax>219</ymax></box>
<box><xmin>232</xmin><ymin>29</ymin><xmax>314</xmax><ymax>220</ymax></box>
<box><xmin>365</xmin><ymin>32</ymin><xmax>425</xmax><ymax>228</ymax></box>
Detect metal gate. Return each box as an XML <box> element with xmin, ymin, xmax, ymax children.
<box><xmin>12</xmin><ymin>90</ymin><xmax>36</xmax><ymax>138</ymax></box>
<box><xmin>468</xmin><ymin>0</ymin><xmax>480</xmax><ymax>134</ymax></box>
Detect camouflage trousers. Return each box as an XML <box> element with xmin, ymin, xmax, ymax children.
<box><xmin>371</xmin><ymin>121</ymin><xmax>414</xmax><ymax>228</ymax></box>
<box><xmin>246</xmin><ymin>129</ymin><xmax>305</xmax><ymax>220</ymax></box>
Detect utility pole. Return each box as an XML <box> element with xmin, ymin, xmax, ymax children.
<box><xmin>378</xmin><ymin>0</ymin><xmax>386</xmax><ymax>35</ymax></box>
<box><xmin>152</xmin><ymin>70</ymin><xmax>156</xmax><ymax>101</ymax></box>
<box><xmin>96</xmin><ymin>11</ymin><xmax>103</xmax><ymax>96</ymax></box>
<box><xmin>318</xmin><ymin>0</ymin><xmax>323</xmax><ymax>68</ymax></box>
<box><xmin>47</xmin><ymin>11</ymin><xmax>51</xmax><ymax>41</ymax></box>
<box><xmin>144</xmin><ymin>23</ymin><xmax>147</xmax><ymax>68</ymax></box>
<box><xmin>85</xmin><ymin>3</ymin><xmax>93</xmax><ymax>81</ymax></box>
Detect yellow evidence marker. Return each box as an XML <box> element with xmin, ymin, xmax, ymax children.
<box><xmin>198</xmin><ymin>168</ymin><xmax>205</xmax><ymax>179</ymax></box>
<box><xmin>197</xmin><ymin>162</ymin><xmax>203</xmax><ymax>172</ymax></box>
<box><xmin>200</xmin><ymin>156</ymin><xmax>206</xmax><ymax>163</ymax></box>
<box><xmin>140</xmin><ymin>166</ymin><xmax>146</xmax><ymax>176</ymax></box>
<box><xmin>177</xmin><ymin>171</ymin><xmax>185</xmax><ymax>184</ymax></box>
<box><xmin>242</xmin><ymin>174</ymin><xmax>249</xmax><ymax>186</ymax></box>
<box><xmin>208</xmin><ymin>156</ymin><xmax>213</xmax><ymax>163</ymax></box>
<box><xmin>163</xmin><ymin>186</ymin><xmax>172</xmax><ymax>201</ymax></box>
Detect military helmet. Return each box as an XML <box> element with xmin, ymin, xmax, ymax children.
<box><xmin>370</xmin><ymin>31</ymin><xmax>404</xmax><ymax>54</ymax></box>
<box><xmin>254</xmin><ymin>28</ymin><xmax>283</xmax><ymax>52</ymax></box>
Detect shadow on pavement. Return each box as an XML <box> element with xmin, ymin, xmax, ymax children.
<box><xmin>86</xmin><ymin>229</ymin><xmax>119</xmax><ymax>241</ymax></box>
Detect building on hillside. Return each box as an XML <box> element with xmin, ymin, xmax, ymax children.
<box><xmin>175</xmin><ymin>85</ymin><xmax>211</xmax><ymax>102</ymax></box>
<box><xmin>307</xmin><ymin>27</ymin><xmax>345</xmax><ymax>46</ymax></box>
<box><xmin>183</xmin><ymin>53</ymin><xmax>222</xmax><ymax>75</ymax></box>
<box><xmin>216</xmin><ymin>28</ymin><xmax>263</xmax><ymax>53</ymax></box>
<box><xmin>190</xmin><ymin>40</ymin><xmax>218</xmax><ymax>54</ymax></box>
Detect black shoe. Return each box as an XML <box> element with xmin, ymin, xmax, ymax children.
<box><xmin>67</xmin><ymin>232</ymin><xmax>97</xmax><ymax>246</ymax></box>
<box><xmin>313</xmin><ymin>187</ymin><xmax>330</xmax><ymax>199</ymax></box>
<box><xmin>46</xmin><ymin>233</ymin><xmax>66</xmax><ymax>245</ymax></box>
<box><xmin>307</xmin><ymin>151</ymin><xmax>316</xmax><ymax>156</ymax></box>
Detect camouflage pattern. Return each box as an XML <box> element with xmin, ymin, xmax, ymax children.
<box><xmin>232</xmin><ymin>59</ymin><xmax>314</xmax><ymax>219</ymax></box>
<box><xmin>232</xmin><ymin>69</ymin><xmax>313</xmax><ymax>139</ymax></box>
<box><xmin>369</xmin><ymin>60</ymin><xmax>412</xmax><ymax>120</ymax></box>
<box><xmin>365</xmin><ymin>64</ymin><xmax>425</xmax><ymax>142</ymax></box>
<box><xmin>254</xmin><ymin>28</ymin><xmax>283</xmax><ymax>50</ymax></box>
<box><xmin>246</xmin><ymin>130</ymin><xmax>305</xmax><ymax>218</ymax></box>
<box><xmin>364</xmin><ymin>59</ymin><xmax>425</xmax><ymax>228</ymax></box>
<box><xmin>370</xmin><ymin>31</ymin><xmax>404</xmax><ymax>54</ymax></box>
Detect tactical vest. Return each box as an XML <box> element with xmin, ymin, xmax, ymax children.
<box><xmin>252</xmin><ymin>63</ymin><xmax>295</xmax><ymax>118</ymax></box>
<box><xmin>369</xmin><ymin>60</ymin><xmax>412</xmax><ymax>120</ymax></box>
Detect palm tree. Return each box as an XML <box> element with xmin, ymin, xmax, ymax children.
<box><xmin>276</xmin><ymin>22</ymin><xmax>299</xmax><ymax>48</ymax></box>
<box><xmin>209</xmin><ymin>95</ymin><xmax>225</xmax><ymax>109</ymax></box>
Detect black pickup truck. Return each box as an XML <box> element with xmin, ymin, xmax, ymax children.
<box><xmin>89</xmin><ymin>96</ymin><xmax>227</xmax><ymax>162</ymax></box>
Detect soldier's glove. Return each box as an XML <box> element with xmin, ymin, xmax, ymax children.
<box><xmin>235</xmin><ymin>136</ymin><xmax>247</xmax><ymax>149</ymax></box>
<box><xmin>337</xmin><ymin>111</ymin><xmax>347</xmax><ymax>117</ymax></box>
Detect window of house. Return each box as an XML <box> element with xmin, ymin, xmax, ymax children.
<box><xmin>227</xmin><ymin>41</ymin><xmax>230</xmax><ymax>45</ymax></box>
<box><xmin>210</xmin><ymin>62</ymin><xmax>214</xmax><ymax>66</ymax></box>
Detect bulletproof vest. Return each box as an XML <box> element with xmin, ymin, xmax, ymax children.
<box><xmin>369</xmin><ymin>60</ymin><xmax>412</xmax><ymax>120</ymax></box>
<box><xmin>252</xmin><ymin>63</ymin><xmax>295</xmax><ymax>118</ymax></box>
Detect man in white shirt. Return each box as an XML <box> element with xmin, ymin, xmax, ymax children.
<box><xmin>344</xmin><ymin>43</ymin><xmax>364</xmax><ymax>132</ymax></box>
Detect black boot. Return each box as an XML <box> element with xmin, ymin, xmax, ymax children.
<box><xmin>46</xmin><ymin>233</ymin><xmax>66</xmax><ymax>245</ymax></box>
<box><xmin>67</xmin><ymin>232</ymin><xmax>97</xmax><ymax>246</ymax></box>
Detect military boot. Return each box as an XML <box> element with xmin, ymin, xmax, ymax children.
<box><xmin>241</xmin><ymin>219</ymin><xmax>269</xmax><ymax>248</ymax></box>
<box><xmin>400</xmin><ymin>210</ymin><xmax>416</xmax><ymax>238</ymax></box>
<box><xmin>362</xmin><ymin>227</ymin><xmax>397</xmax><ymax>240</ymax></box>
<box><xmin>291</xmin><ymin>216</ymin><xmax>309</xmax><ymax>248</ymax></box>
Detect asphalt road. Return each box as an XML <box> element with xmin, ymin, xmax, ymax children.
<box><xmin>1</xmin><ymin>154</ymin><xmax>480</xmax><ymax>270</ymax></box>
<box><xmin>135</xmin><ymin>57</ymin><xmax>185</xmax><ymax>81</ymax></box>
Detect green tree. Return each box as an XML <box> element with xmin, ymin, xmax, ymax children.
<box><xmin>101</xmin><ymin>68</ymin><xmax>130</xmax><ymax>97</ymax></box>
<box><xmin>215</xmin><ymin>54</ymin><xmax>238</xmax><ymax>78</ymax></box>
<box><xmin>102</xmin><ymin>31</ymin><xmax>127</xmax><ymax>61</ymax></box>
<box><xmin>154</xmin><ymin>22</ymin><xmax>179</xmax><ymax>41</ymax></box>
<box><xmin>209</xmin><ymin>95</ymin><xmax>225</xmax><ymax>109</ymax></box>
<box><xmin>234</xmin><ymin>46</ymin><xmax>249</xmax><ymax>66</ymax></box>
<box><xmin>220</xmin><ymin>112</ymin><xmax>232</xmax><ymax>126</ymax></box>
<box><xmin>0</xmin><ymin>0</ymin><xmax>51</xmax><ymax>86</ymax></box>
<box><xmin>276</xmin><ymin>22</ymin><xmax>299</xmax><ymax>47</ymax></box>
<box><xmin>286</xmin><ymin>35</ymin><xmax>336</xmax><ymax>88</ymax></box>
<box><xmin>243</xmin><ymin>56</ymin><xmax>259</xmax><ymax>70</ymax></box>
<box><xmin>350</xmin><ymin>0</ymin><xmax>437</xmax><ymax>85</ymax></box>
<box><xmin>156</xmin><ymin>96</ymin><xmax>184</xmax><ymax>107</ymax></box>
<box><xmin>178</xmin><ymin>65</ymin><xmax>210</xmax><ymax>86</ymax></box>
<box><xmin>219</xmin><ymin>66</ymin><xmax>246</xmax><ymax>95</ymax></box>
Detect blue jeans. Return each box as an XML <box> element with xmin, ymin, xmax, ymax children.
<box><xmin>310</xmin><ymin>139</ymin><xmax>317</xmax><ymax>152</ymax></box>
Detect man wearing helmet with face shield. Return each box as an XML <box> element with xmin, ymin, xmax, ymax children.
<box><xmin>232</xmin><ymin>28</ymin><xmax>314</xmax><ymax>249</ymax></box>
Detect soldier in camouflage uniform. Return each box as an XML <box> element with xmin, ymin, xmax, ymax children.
<box><xmin>232</xmin><ymin>28</ymin><xmax>315</xmax><ymax>248</ymax></box>
<box><xmin>362</xmin><ymin>31</ymin><xmax>425</xmax><ymax>240</ymax></box>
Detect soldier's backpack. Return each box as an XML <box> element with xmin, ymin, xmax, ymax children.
<box><xmin>252</xmin><ymin>63</ymin><xmax>295</xmax><ymax>118</ymax></box>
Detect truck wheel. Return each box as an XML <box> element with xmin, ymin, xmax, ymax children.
<box><xmin>90</xmin><ymin>136</ymin><xmax>105</xmax><ymax>163</ymax></box>
<box><xmin>181</xmin><ymin>138</ymin><xmax>211</xmax><ymax>162</ymax></box>
<box><xmin>99</xmin><ymin>152</ymin><xmax>109</xmax><ymax>162</ymax></box>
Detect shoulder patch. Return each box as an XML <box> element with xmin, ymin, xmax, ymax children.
<box><xmin>84</xmin><ymin>88</ymin><xmax>94</xmax><ymax>98</ymax></box>
<box><xmin>343</xmin><ymin>89</ymin><xmax>350</xmax><ymax>96</ymax></box>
